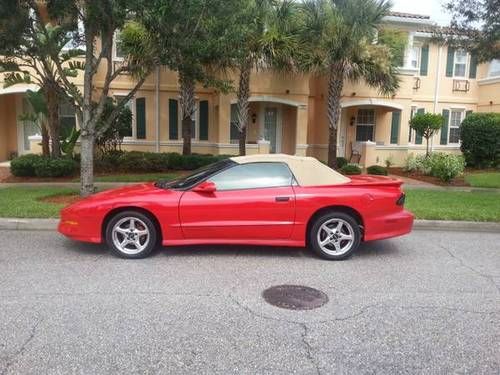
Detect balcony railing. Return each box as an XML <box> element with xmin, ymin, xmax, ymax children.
<box><xmin>452</xmin><ymin>79</ymin><xmax>470</xmax><ymax>92</ymax></box>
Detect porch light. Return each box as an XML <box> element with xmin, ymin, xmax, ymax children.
<box><xmin>252</xmin><ymin>113</ymin><xmax>257</xmax><ymax>123</ymax></box>
<box><xmin>350</xmin><ymin>116</ymin><xmax>356</xmax><ymax>126</ymax></box>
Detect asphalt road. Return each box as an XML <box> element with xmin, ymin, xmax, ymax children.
<box><xmin>0</xmin><ymin>229</ymin><xmax>498</xmax><ymax>374</ymax></box>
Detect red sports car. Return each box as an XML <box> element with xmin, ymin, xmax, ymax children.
<box><xmin>59</xmin><ymin>154</ymin><xmax>413</xmax><ymax>260</ymax></box>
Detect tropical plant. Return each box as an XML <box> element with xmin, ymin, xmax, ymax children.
<box><xmin>232</xmin><ymin>0</ymin><xmax>299</xmax><ymax>155</ymax></box>
<box><xmin>95</xmin><ymin>97</ymin><xmax>133</xmax><ymax>155</ymax></box>
<box><xmin>17</xmin><ymin>89</ymin><xmax>50</xmax><ymax>156</ymax></box>
<box><xmin>297</xmin><ymin>0</ymin><xmax>400</xmax><ymax>168</ymax></box>
<box><xmin>409</xmin><ymin>113</ymin><xmax>444</xmax><ymax>156</ymax></box>
<box><xmin>460</xmin><ymin>112</ymin><xmax>500</xmax><ymax>168</ymax></box>
<box><xmin>143</xmin><ymin>0</ymin><xmax>244</xmax><ymax>156</ymax></box>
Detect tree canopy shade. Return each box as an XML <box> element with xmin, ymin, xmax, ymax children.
<box><xmin>297</xmin><ymin>0</ymin><xmax>399</xmax><ymax>168</ymax></box>
<box><xmin>409</xmin><ymin>113</ymin><xmax>444</xmax><ymax>156</ymax></box>
<box><xmin>442</xmin><ymin>0</ymin><xmax>500</xmax><ymax>62</ymax></box>
<box><xmin>140</xmin><ymin>0</ymin><xmax>246</xmax><ymax>155</ymax></box>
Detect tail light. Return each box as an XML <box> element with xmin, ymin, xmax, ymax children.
<box><xmin>396</xmin><ymin>193</ymin><xmax>406</xmax><ymax>206</ymax></box>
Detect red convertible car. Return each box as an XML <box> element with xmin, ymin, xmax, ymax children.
<box><xmin>59</xmin><ymin>154</ymin><xmax>413</xmax><ymax>260</ymax></box>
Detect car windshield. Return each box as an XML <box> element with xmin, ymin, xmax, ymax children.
<box><xmin>155</xmin><ymin>159</ymin><xmax>236</xmax><ymax>190</ymax></box>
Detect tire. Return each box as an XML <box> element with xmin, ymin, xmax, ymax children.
<box><xmin>105</xmin><ymin>210</ymin><xmax>158</xmax><ymax>259</ymax></box>
<box><xmin>309</xmin><ymin>211</ymin><xmax>361</xmax><ymax>260</ymax></box>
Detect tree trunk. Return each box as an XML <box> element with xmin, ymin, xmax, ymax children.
<box><xmin>41</xmin><ymin>124</ymin><xmax>50</xmax><ymax>157</ymax></box>
<box><xmin>237</xmin><ymin>65</ymin><xmax>251</xmax><ymax>156</ymax></box>
<box><xmin>425</xmin><ymin>137</ymin><xmax>430</xmax><ymax>157</ymax></box>
<box><xmin>44</xmin><ymin>86</ymin><xmax>61</xmax><ymax>158</ymax></box>
<box><xmin>326</xmin><ymin>64</ymin><xmax>345</xmax><ymax>169</ymax></box>
<box><xmin>179</xmin><ymin>72</ymin><xmax>195</xmax><ymax>156</ymax></box>
<box><xmin>79</xmin><ymin>133</ymin><xmax>95</xmax><ymax>197</ymax></box>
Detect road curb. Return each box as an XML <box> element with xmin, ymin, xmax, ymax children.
<box><xmin>413</xmin><ymin>220</ymin><xmax>500</xmax><ymax>233</ymax></box>
<box><xmin>0</xmin><ymin>218</ymin><xmax>499</xmax><ymax>233</ymax></box>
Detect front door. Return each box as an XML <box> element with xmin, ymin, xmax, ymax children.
<box><xmin>179</xmin><ymin>162</ymin><xmax>296</xmax><ymax>240</ymax></box>
<box><xmin>264</xmin><ymin>107</ymin><xmax>280</xmax><ymax>153</ymax></box>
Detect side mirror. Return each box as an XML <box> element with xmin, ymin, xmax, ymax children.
<box><xmin>192</xmin><ymin>181</ymin><xmax>216</xmax><ymax>194</ymax></box>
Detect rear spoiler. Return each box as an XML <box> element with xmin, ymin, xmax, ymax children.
<box><xmin>346</xmin><ymin>175</ymin><xmax>404</xmax><ymax>187</ymax></box>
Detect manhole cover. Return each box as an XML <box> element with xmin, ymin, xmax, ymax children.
<box><xmin>262</xmin><ymin>285</ymin><xmax>328</xmax><ymax>310</ymax></box>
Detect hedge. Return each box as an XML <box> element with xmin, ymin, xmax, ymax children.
<box><xmin>11</xmin><ymin>154</ymin><xmax>77</xmax><ymax>177</ymax></box>
<box><xmin>94</xmin><ymin>151</ymin><xmax>231</xmax><ymax>173</ymax></box>
<box><xmin>340</xmin><ymin>163</ymin><xmax>362</xmax><ymax>175</ymax></box>
<box><xmin>366</xmin><ymin>165</ymin><xmax>388</xmax><ymax>175</ymax></box>
<box><xmin>460</xmin><ymin>113</ymin><xmax>500</xmax><ymax>168</ymax></box>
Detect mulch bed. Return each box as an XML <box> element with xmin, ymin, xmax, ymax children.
<box><xmin>388</xmin><ymin>167</ymin><xmax>469</xmax><ymax>187</ymax></box>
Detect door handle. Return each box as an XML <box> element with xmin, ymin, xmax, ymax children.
<box><xmin>275</xmin><ymin>196</ymin><xmax>290</xmax><ymax>202</ymax></box>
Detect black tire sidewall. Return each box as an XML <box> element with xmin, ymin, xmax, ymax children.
<box><xmin>309</xmin><ymin>211</ymin><xmax>361</xmax><ymax>260</ymax></box>
<box><xmin>105</xmin><ymin>211</ymin><xmax>157</xmax><ymax>259</ymax></box>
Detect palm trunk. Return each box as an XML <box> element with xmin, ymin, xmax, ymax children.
<box><xmin>44</xmin><ymin>86</ymin><xmax>61</xmax><ymax>158</ymax></box>
<box><xmin>79</xmin><ymin>133</ymin><xmax>95</xmax><ymax>197</ymax></box>
<box><xmin>237</xmin><ymin>64</ymin><xmax>251</xmax><ymax>156</ymax></box>
<box><xmin>326</xmin><ymin>64</ymin><xmax>344</xmax><ymax>168</ymax></box>
<box><xmin>41</xmin><ymin>124</ymin><xmax>50</xmax><ymax>157</ymax></box>
<box><xmin>179</xmin><ymin>72</ymin><xmax>195</xmax><ymax>156</ymax></box>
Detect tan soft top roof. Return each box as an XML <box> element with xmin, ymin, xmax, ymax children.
<box><xmin>230</xmin><ymin>154</ymin><xmax>351</xmax><ymax>186</ymax></box>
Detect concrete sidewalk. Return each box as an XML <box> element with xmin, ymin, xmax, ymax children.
<box><xmin>1</xmin><ymin>218</ymin><xmax>499</xmax><ymax>233</ymax></box>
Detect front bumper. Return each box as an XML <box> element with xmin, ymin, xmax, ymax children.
<box><xmin>58</xmin><ymin>214</ymin><xmax>102</xmax><ymax>244</ymax></box>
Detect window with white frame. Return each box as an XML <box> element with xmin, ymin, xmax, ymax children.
<box><xmin>356</xmin><ymin>109</ymin><xmax>375</xmax><ymax>142</ymax></box>
<box><xmin>409</xmin><ymin>45</ymin><xmax>421</xmax><ymax>70</ymax></box>
<box><xmin>230</xmin><ymin>104</ymin><xmax>240</xmax><ymax>143</ymax></box>
<box><xmin>488</xmin><ymin>59</ymin><xmax>500</xmax><ymax>77</ymax></box>
<box><xmin>453</xmin><ymin>49</ymin><xmax>468</xmax><ymax>77</ymax></box>
<box><xmin>449</xmin><ymin>109</ymin><xmax>463</xmax><ymax>144</ymax></box>
<box><xmin>114</xmin><ymin>95</ymin><xmax>134</xmax><ymax>138</ymax></box>
<box><xmin>59</xmin><ymin>102</ymin><xmax>77</xmax><ymax>139</ymax></box>
<box><xmin>408</xmin><ymin>106</ymin><xmax>416</xmax><ymax>143</ymax></box>
<box><xmin>177</xmin><ymin>102</ymin><xmax>199</xmax><ymax>141</ymax></box>
<box><xmin>113</xmin><ymin>31</ymin><xmax>125</xmax><ymax>61</ymax></box>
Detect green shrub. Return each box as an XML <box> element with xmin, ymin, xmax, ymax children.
<box><xmin>340</xmin><ymin>163</ymin><xmax>362</xmax><ymax>175</ymax></box>
<box><xmin>404</xmin><ymin>154</ymin><xmax>431</xmax><ymax>174</ymax></box>
<box><xmin>427</xmin><ymin>153</ymin><xmax>465</xmax><ymax>182</ymax></box>
<box><xmin>10</xmin><ymin>154</ymin><xmax>43</xmax><ymax>177</ymax></box>
<box><xmin>33</xmin><ymin>157</ymin><xmax>77</xmax><ymax>177</ymax></box>
<box><xmin>366</xmin><ymin>165</ymin><xmax>388</xmax><ymax>175</ymax></box>
<box><xmin>336</xmin><ymin>157</ymin><xmax>348</xmax><ymax>168</ymax></box>
<box><xmin>460</xmin><ymin>113</ymin><xmax>500</xmax><ymax>168</ymax></box>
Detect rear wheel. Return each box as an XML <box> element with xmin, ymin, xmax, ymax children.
<box><xmin>309</xmin><ymin>211</ymin><xmax>361</xmax><ymax>260</ymax></box>
<box><xmin>105</xmin><ymin>211</ymin><xmax>157</xmax><ymax>259</ymax></box>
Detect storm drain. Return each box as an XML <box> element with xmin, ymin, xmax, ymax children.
<box><xmin>262</xmin><ymin>285</ymin><xmax>328</xmax><ymax>310</ymax></box>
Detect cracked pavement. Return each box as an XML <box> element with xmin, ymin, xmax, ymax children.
<box><xmin>0</xmin><ymin>229</ymin><xmax>498</xmax><ymax>374</ymax></box>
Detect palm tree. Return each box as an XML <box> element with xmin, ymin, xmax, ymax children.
<box><xmin>234</xmin><ymin>0</ymin><xmax>299</xmax><ymax>155</ymax></box>
<box><xmin>298</xmin><ymin>0</ymin><xmax>400</xmax><ymax>167</ymax></box>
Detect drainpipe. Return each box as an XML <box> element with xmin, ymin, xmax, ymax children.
<box><xmin>432</xmin><ymin>45</ymin><xmax>443</xmax><ymax>152</ymax></box>
<box><xmin>155</xmin><ymin>66</ymin><xmax>160</xmax><ymax>153</ymax></box>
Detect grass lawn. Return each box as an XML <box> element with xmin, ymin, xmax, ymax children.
<box><xmin>73</xmin><ymin>173</ymin><xmax>180</xmax><ymax>183</ymax></box>
<box><xmin>405</xmin><ymin>189</ymin><xmax>500</xmax><ymax>222</ymax></box>
<box><xmin>465</xmin><ymin>172</ymin><xmax>500</xmax><ymax>188</ymax></box>
<box><xmin>0</xmin><ymin>187</ymin><xmax>78</xmax><ymax>218</ymax></box>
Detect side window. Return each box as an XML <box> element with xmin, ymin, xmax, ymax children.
<box><xmin>209</xmin><ymin>162</ymin><xmax>293</xmax><ymax>191</ymax></box>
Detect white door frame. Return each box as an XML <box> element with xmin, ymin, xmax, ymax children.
<box><xmin>259</xmin><ymin>103</ymin><xmax>282</xmax><ymax>153</ymax></box>
<box><xmin>15</xmin><ymin>95</ymin><xmax>28</xmax><ymax>155</ymax></box>
<box><xmin>336</xmin><ymin>110</ymin><xmax>347</xmax><ymax>157</ymax></box>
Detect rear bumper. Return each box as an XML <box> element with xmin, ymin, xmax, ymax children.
<box><xmin>364</xmin><ymin>210</ymin><xmax>414</xmax><ymax>242</ymax></box>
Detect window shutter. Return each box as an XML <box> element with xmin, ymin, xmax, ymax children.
<box><xmin>469</xmin><ymin>53</ymin><xmax>478</xmax><ymax>78</ymax></box>
<box><xmin>390</xmin><ymin>110</ymin><xmax>401</xmax><ymax>144</ymax></box>
<box><xmin>136</xmin><ymin>97</ymin><xmax>146</xmax><ymax>139</ymax></box>
<box><xmin>419</xmin><ymin>45</ymin><xmax>429</xmax><ymax>76</ymax></box>
<box><xmin>415</xmin><ymin>108</ymin><xmax>424</xmax><ymax>144</ymax></box>
<box><xmin>168</xmin><ymin>99</ymin><xmax>178</xmax><ymax>140</ymax></box>
<box><xmin>199</xmin><ymin>100</ymin><xmax>209</xmax><ymax>141</ymax></box>
<box><xmin>440</xmin><ymin>109</ymin><xmax>450</xmax><ymax>145</ymax></box>
<box><xmin>445</xmin><ymin>47</ymin><xmax>455</xmax><ymax>77</ymax></box>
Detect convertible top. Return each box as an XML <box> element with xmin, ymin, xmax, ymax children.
<box><xmin>230</xmin><ymin>154</ymin><xmax>351</xmax><ymax>186</ymax></box>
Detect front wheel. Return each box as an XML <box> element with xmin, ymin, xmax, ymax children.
<box><xmin>309</xmin><ymin>212</ymin><xmax>361</xmax><ymax>260</ymax></box>
<box><xmin>105</xmin><ymin>211</ymin><xmax>158</xmax><ymax>259</ymax></box>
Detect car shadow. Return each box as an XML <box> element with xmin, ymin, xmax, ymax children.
<box><xmin>61</xmin><ymin>235</ymin><xmax>401</xmax><ymax>260</ymax></box>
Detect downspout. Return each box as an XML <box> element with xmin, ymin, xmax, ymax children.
<box><xmin>155</xmin><ymin>66</ymin><xmax>160</xmax><ymax>153</ymax></box>
<box><xmin>432</xmin><ymin>45</ymin><xmax>443</xmax><ymax>152</ymax></box>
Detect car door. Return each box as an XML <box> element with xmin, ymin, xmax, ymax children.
<box><xmin>179</xmin><ymin>162</ymin><xmax>296</xmax><ymax>240</ymax></box>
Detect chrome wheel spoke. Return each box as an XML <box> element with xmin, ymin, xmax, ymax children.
<box><xmin>316</xmin><ymin>218</ymin><xmax>355</xmax><ymax>256</ymax></box>
<box><xmin>112</xmin><ymin>216</ymin><xmax>150</xmax><ymax>255</ymax></box>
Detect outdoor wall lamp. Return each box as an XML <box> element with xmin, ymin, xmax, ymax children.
<box><xmin>350</xmin><ymin>116</ymin><xmax>356</xmax><ymax>126</ymax></box>
<box><xmin>251</xmin><ymin>113</ymin><xmax>257</xmax><ymax>123</ymax></box>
